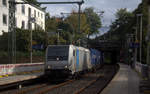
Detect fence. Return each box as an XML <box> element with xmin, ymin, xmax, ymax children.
<box><xmin>0</xmin><ymin>63</ymin><xmax>44</xmax><ymax>77</ymax></box>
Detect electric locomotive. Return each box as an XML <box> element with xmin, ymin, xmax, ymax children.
<box><xmin>45</xmin><ymin>45</ymin><xmax>92</xmax><ymax>78</ymax></box>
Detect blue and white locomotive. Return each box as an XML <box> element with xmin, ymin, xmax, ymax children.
<box><xmin>45</xmin><ymin>45</ymin><xmax>103</xmax><ymax>77</ymax></box>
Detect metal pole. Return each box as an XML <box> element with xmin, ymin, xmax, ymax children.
<box><xmin>78</xmin><ymin>4</ymin><xmax>81</xmax><ymax>33</ymax></box>
<box><xmin>9</xmin><ymin>0</ymin><xmax>16</xmax><ymax>64</ymax></box>
<box><xmin>140</xmin><ymin>15</ymin><xmax>143</xmax><ymax>63</ymax></box>
<box><xmin>137</xmin><ymin>14</ymin><xmax>142</xmax><ymax>63</ymax></box>
<box><xmin>78</xmin><ymin>3</ymin><xmax>81</xmax><ymax>46</ymax></box>
<box><xmin>134</xmin><ymin>16</ymin><xmax>138</xmax><ymax>64</ymax></box>
<box><xmin>134</xmin><ymin>27</ymin><xmax>137</xmax><ymax>64</ymax></box>
<box><xmin>57</xmin><ymin>31</ymin><xmax>59</xmax><ymax>45</ymax></box>
<box><xmin>30</xmin><ymin>29</ymin><xmax>32</xmax><ymax>63</ymax></box>
<box><xmin>147</xmin><ymin>5</ymin><xmax>150</xmax><ymax>65</ymax></box>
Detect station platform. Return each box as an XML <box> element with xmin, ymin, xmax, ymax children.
<box><xmin>101</xmin><ymin>63</ymin><xmax>140</xmax><ymax>94</ymax></box>
<box><xmin>0</xmin><ymin>72</ymin><xmax>44</xmax><ymax>86</ymax></box>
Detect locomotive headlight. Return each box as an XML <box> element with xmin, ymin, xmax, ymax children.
<box><xmin>47</xmin><ymin>65</ymin><xmax>51</xmax><ymax>69</ymax></box>
<box><xmin>56</xmin><ymin>58</ymin><xmax>59</xmax><ymax>61</ymax></box>
<box><xmin>65</xmin><ymin>66</ymin><xmax>68</xmax><ymax>69</ymax></box>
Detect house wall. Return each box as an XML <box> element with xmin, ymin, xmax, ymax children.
<box><xmin>0</xmin><ymin>0</ymin><xmax>45</xmax><ymax>35</ymax></box>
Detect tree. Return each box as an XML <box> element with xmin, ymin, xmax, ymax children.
<box><xmin>133</xmin><ymin>0</ymin><xmax>149</xmax><ymax>64</ymax></box>
<box><xmin>84</xmin><ymin>7</ymin><xmax>102</xmax><ymax>37</ymax></box>
<box><xmin>65</xmin><ymin>11</ymin><xmax>90</xmax><ymax>45</ymax></box>
<box><xmin>45</xmin><ymin>7</ymin><xmax>102</xmax><ymax>46</ymax></box>
<box><xmin>109</xmin><ymin>8</ymin><xmax>134</xmax><ymax>42</ymax></box>
<box><xmin>0</xmin><ymin>32</ymin><xmax>8</xmax><ymax>51</ymax></box>
<box><xmin>98</xmin><ymin>2</ymin><xmax>149</xmax><ymax>64</ymax></box>
<box><xmin>45</xmin><ymin>14</ymin><xmax>68</xmax><ymax>45</ymax></box>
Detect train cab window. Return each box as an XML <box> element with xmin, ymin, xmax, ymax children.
<box><xmin>73</xmin><ymin>50</ymin><xmax>75</xmax><ymax>56</ymax></box>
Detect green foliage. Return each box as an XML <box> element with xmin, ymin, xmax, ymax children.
<box><xmin>65</xmin><ymin>11</ymin><xmax>90</xmax><ymax>42</ymax></box>
<box><xmin>45</xmin><ymin>7</ymin><xmax>102</xmax><ymax>46</ymax></box>
<box><xmin>0</xmin><ymin>29</ymin><xmax>46</xmax><ymax>64</ymax></box>
<box><xmin>0</xmin><ymin>51</ymin><xmax>8</xmax><ymax>57</ymax></box>
<box><xmin>32</xmin><ymin>51</ymin><xmax>45</xmax><ymax>57</ymax></box>
<box><xmin>109</xmin><ymin>8</ymin><xmax>134</xmax><ymax>42</ymax></box>
<box><xmin>16</xmin><ymin>29</ymin><xmax>31</xmax><ymax>51</ymax></box>
<box><xmin>32</xmin><ymin>30</ymin><xmax>46</xmax><ymax>45</ymax></box>
<box><xmin>0</xmin><ymin>32</ymin><xmax>8</xmax><ymax>51</ymax></box>
<box><xmin>46</xmin><ymin>17</ymin><xmax>58</xmax><ymax>32</ymax></box>
<box><xmin>84</xmin><ymin>7</ymin><xmax>102</xmax><ymax>36</ymax></box>
<box><xmin>0</xmin><ymin>28</ymin><xmax>46</xmax><ymax>52</ymax></box>
<box><xmin>98</xmin><ymin>0</ymin><xmax>149</xmax><ymax>64</ymax></box>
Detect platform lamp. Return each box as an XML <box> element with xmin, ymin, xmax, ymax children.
<box><xmin>29</xmin><ymin>17</ymin><xmax>36</xmax><ymax>63</ymax></box>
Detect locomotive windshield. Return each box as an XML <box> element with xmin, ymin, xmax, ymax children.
<box><xmin>47</xmin><ymin>46</ymin><xmax>69</xmax><ymax>61</ymax></box>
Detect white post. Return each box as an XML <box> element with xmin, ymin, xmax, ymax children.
<box><xmin>30</xmin><ymin>17</ymin><xmax>36</xmax><ymax>63</ymax></box>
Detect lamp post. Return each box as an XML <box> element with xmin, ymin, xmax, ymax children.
<box><xmin>132</xmin><ymin>27</ymin><xmax>138</xmax><ymax>65</ymax></box>
<box><xmin>29</xmin><ymin>17</ymin><xmax>36</xmax><ymax>63</ymax></box>
<box><xmin>137</xmin><ymin>14</ymin><xmax>143</xmax><ymax>63</ymax></box>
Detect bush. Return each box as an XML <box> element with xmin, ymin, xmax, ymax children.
<box><xmin>16</xmin><ymin>28</ymin><xmax>46</xmax><ymax>52</ymax></box>
<box><xmin>0</xmin><ymin>51</ymin><xmax>8</xmax><ymax>57</ymax></box>
<box><xmin>33</xmin><ymin>50</ymin><xmax>45</xmax><ymax>56</ymax></box>
<box><xmin>0</xmin><ymin>32</ymin><xmax>8</xmax><ymax>51</ymax></box>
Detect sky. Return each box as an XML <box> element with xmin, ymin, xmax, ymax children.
<box><xmin>38</xmin><ymin>0</ymin><xmax>141</xmax><ymax>26</ymax></box>
<box><xmin>37</xmin><ymin>0</ymin><xmax>141</xmax><ymax>35</ymax></box>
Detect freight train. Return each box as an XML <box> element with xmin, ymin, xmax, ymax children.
<box><xmin>44</xmin><ymin>45</ymin><xmax>103</xmax><ymax>78</ymax></box>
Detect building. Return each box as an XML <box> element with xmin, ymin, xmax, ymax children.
<box><xmin>0</xmin><ymin>0</ymin><xmax>45</xmax><ymax>35</ymax></box>
<box><xmin>0</xmin><ymin>0</ymin><xmax>8</xmax><ymax>35</ymax></box>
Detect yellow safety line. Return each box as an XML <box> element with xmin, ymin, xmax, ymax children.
<box><xmin>144</xmin><ymin>90</ymin><xmax>150</xmax><ymax>94</ymax></box>
<box><xmin>0</xmin><ymin>69</ymin><xmax>43</xmax><ymax>78</ymax></box>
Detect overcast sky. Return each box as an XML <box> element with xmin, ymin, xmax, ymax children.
<box><xmin>37</xmin><ymin>0</ymin><xmax>141</xmax><ymax>26</ymax></box>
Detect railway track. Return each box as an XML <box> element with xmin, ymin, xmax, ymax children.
<box><xmin>15</xmin><ymin>83</ymin><xmax>48</xmax><ymax>94</ymax></box>
<box><xmin>38</xmin><ymin>65</ymin><xmax>118</xmax><ymax>94</ymax></box>
<box><xmin>74</xmin><ymin>78</ymin><xmax>99</xmax><ymax>94</ymax></box>
<box><xmin>0</xmin><ymin>64</ymin><xmax>119</xmax><ymax>94</ymax></box>
<box><xmin>74</xmin><ymin>64</ymin><xmax>119</xmax><ymax>94</ymax></box>
<box><xmin>36</xmin><ymin>80</ymin><xmax>74</xmax><ymax>94</ymax></box>
<box><xmin>13</xmin><ymin>80</ymin><xmax>74</xmax><ymax>94</ymax></box>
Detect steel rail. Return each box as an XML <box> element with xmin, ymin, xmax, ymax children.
<box><xmin>37</xmin><ymin>80</ymin><xmax>74</xmax><ymax>94</ymax></box>
<box><xmin>14</xmin><ymin>80</ymin><xmax>74</xmax><ymax>94</ymax></box>
<box><xmin>74</xmin><ymin>75</ymin><xmax>104</xmax><ymax>94</ymax></box>
<box><xmin>15</xmin><ymin>84</ymin><xmax>47</xmax><ymax>94</ymax></box>
<box><xmin>74</xmin><ymin>79</ymin><xmax>97</xmax><ymax>94</ymax></box>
